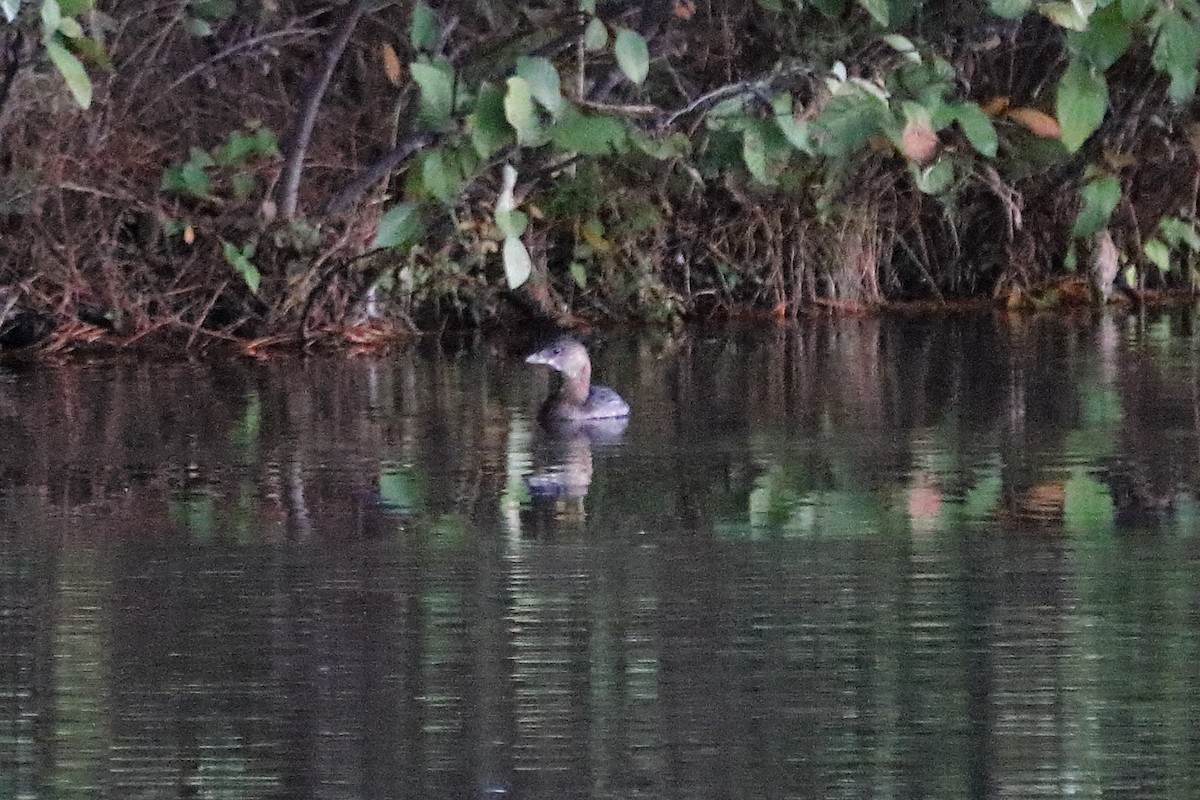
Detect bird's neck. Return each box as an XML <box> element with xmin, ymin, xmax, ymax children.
<box><xmin>558</xmin><ymin>363</ymin><xmax>591</xmax><ymax>406</ymax></box>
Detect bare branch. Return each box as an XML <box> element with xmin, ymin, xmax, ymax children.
<box><xmin>278</xmin><ymin>0</ymin><xmax>369</xmax><ymax>220</ymax></box>
<box><xmin>323</xmin><ymin>133</ymin><xmax>438</xmax><ymax>215</ymax></box>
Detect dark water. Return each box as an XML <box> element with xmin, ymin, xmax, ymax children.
<box><xmin>3</xmin><ymin>314</ymin><xmax>1200</xmax><ymax>799</ymax></box>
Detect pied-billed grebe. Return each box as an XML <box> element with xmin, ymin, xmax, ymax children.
<box><xmin>526</xmin><ymin>338</ymin><xmax>630</xmax><ymax>422</ymax></box>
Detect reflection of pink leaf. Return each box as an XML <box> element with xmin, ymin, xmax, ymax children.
<box><xmin>907</xmin><ymin>482</ymin><xmax>942</xmax><ymax>520</ymax></box>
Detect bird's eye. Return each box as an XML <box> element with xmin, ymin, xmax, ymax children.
<box><xmin>552</xmin><ymin>346</ymin><xmax>562</xmax><ymax>355</ymax></box>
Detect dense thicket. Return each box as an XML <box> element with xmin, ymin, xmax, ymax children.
<box><xmin>1</xmin><ymin>0</ymin><xmax>1199</xmax><ymax>347</ymax></box>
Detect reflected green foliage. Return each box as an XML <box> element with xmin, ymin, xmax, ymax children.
<box><xmin>424</xmin><ymin>513</ymin><xmax>470</xmax><ymax>551</ymax></box>
<box><xmin>962</xmin><ymin>468</ymin><xmax>1003</xmax><ymax>520</ymax></box>
<box><xmin>230</xmin><ymin>389</ymin><xmax>261</xmax><ymax>462</ymax></box>
<box><xmin>5</xmin><ymin>318</ymin><xmax>1200</xmax><ymax>796</ymax></box>
<box><xmin>379</xmin><ymin>466</ymin><xmax>421</xmax><ymax>512</ymax></box>
<box><xmin>1064</xmin><ymin>470</ymin><xmax>1116</xmax><ymax>536</ymax></box>
<box><xmin>51</xmin><ymin>551</ymin><xmax>108</xmax><ymax>798</ymax></box>
<box><xmin>170</xmin><ymin>493</ymin><xmax>217</xmax><ymax>541</ymax></box>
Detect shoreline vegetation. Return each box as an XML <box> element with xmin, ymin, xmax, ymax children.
<box><xmin>3</xmin><ymin>0</ymin><xmax>1200</xmax><ymax>354</ymax></box>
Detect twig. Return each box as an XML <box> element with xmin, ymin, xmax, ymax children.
<box><xmin>0</xmin><ymin>29</ymin><xmax>23</xmax><ymax>126</ymax></box>
<box><xmin>187</xmin><ymin>280</ymin><xmax>227</xmax><ymax>350</ymax></box>
<box><xmin>577</xmin><ymin>99</ymin><xmax>661</xmax><ymax>116</ymax></box>
<box><xmin>278</xmin><ymin>0</ymin><xmax>369</xmax><ymax>219</ymax></box>
<box><xmin>145</xmin><ymin>26</ymin><xmax>321</xmax><ymax>110</ymax></box>
<box><xmin>323</xmin><ymin>132</ymin><xmax>436</xmax><ymax>214</ymax></box>
<box><xmin>662</xmin><ymin>62</ymin><xmax>813</xmax><ymax>127</ymax></box>
<box><xmin>58</xmin><ymin>181</ymin><xmax>138</xmax><ymax>203</ymax></box>
<box><xmin>300</xmin><ymin>222</ymin><xmax>364</xmax><ymax>343</ymax></box>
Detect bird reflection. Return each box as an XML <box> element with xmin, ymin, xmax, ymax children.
<box><xmin>523</xmin><ymin>416</ymin><xmax>628</xmax><ymax>533</ymax></box>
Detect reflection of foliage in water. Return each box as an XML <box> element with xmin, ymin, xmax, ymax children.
<box><xmin>5</xmin><ymin>318</ymin><xmax>1200</xmax><ymax>796</ymax></box>
<box><xmin>696</xmin><ymin>315</ymin><xmax>1200</xmax><ymax>540</ymax></box>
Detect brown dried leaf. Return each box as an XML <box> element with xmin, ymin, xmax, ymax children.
<box><xmin>1006</xmin><ymin>107</ymin><xmax>1062</xmax><ymax>139</ymax></box>
<box><xmin>981</xmin><ymin>96</ymin><xmax>1010</xmax><ymax>116</ymax></box>
<box><xmin>380</xmin><ymin>42</ymin><xmax>403</xmax><ymax>87</ymax></box>
<box><xmin>1102</xmin><ymin>148</ymin><xmax>1136</xmax><ymax>169</ymax></box>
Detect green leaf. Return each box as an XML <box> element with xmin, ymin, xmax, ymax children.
<box><xmin>1040</xmin><ymin>1</ymin><xmax>1090</xmax><ymax>30</ymax></box>
<box><xmin>191</xmin><ymin>0</ymin><xmax>234</xmax><ymax>19</ymax></box>
<box><xmin>495</xmin><ymin>208</ymin><xmax>527</xmax><ymax>238</ymax></box>
<box><xmin>550</xmin><ymin>108</ymin><xmax>628</xmax><ymax>154</ymax></box>
<box><xmin>988</xmin><ymin>0</ymin><xmax>1030</xmax><ymax>18</ymax></box>
<box><xmin>811</xmin><ymin>0</ymin><xmax>847</xmax><ymax>15</ymax></box>
<box><xmin>187</xmin><ymin>146</ymin><xmax>215</xmax><ymax>169</ymax></box>
<box><xmin>69</xmin><ymin>35</ymin><xmax>112</xmax><ymax>70</ymax></box>
<box><xmin>706</xmin><ymin>96</ymin><xmax>750</xmax><ymax>132</ymax></box>
<box><xmin>614</xmin><ymin>28</ymin><xmax>649</xmax><ymax>85</ymax></box>
<box><xmin>744</xmin><ymin>119</ymin><xmax>792</xmax><ymax>184</ymax></box>
<box><xmin>410</xmin><ymin>60</ymin><xmax>455</xmax><ymax>130</ymax></box>
<box><xmin>161</xmin><ymin>164</ymin><xmax>209</xmax><ymax>197</ymax></box>
<box><xmin>630</xmin><ymin>130</ymin><xmax>691</xmax><ymax>159</ymax></box>
<box><xmin>420</xmin><ymin>149</ymin><xmax>461</xmax><ymax>204</ymax></box>
<box><xmin>504</xmin><ymin>76</ymin><xmax>544</xmax><ymax>145</ymax></box>
<box><xmin>502</xmin><ymin>236</ymin><xmax>533</xmax><ymax>288</ymax></box>
<box><xmin>57</xmin><ymin>16</ymin><xmax>82</xmax><ymax>38</ymax></box>
<box><xmin>41</xmin><ymin>0</ymin><xmax>61</xmax><ymax>36</ymax></box>
<box><xmin>1056</xmin><ymin>58</ymin><xmax>1107</xmax><ymax>152</ymax></box>
<box><xmin>183</xmin><ymin>16</ymin><xmax>212</xmax><ymax>36</ymax></box>
<box><xmin>953</xmin><ymin>101</ymin><xmax>997</xmax><ymax>157</ymax></box>
<box><xmin>372</xmin><ymin>202</ymin><xmax>424</xmax><ymax>250</ymax></box>
<box><xmin>742</xmin><ymin>124</ymin><xmax>770</xmax><ymax>184</ymax></box>
<box><xmin>812</xmin><ymin>92</ymin><xmax>888</xmax><ymax>157</ymax></box>
<box><xmin>469</xmin><ymin>82</ymin><xmax>513</xmax><ymax>158</ymax></box>
<box><xmin>1067</xmin><ymin>2</ymin><xmax>1131</xmax><ymax>70</ymax></box>
<box><xmin>583</xmin><ymin>17</ymin><xmax>608</xmax><ymax>51</ymax></box>
<box><xmin>883</xmin><ymin>34</ymin><xmax>919</xmax><ymax>60</ymax></box>
<box><xmin>1120</xmin><ymin>0</ymin><xmax>1149</xmax><ymax>22</ymax></box>
<box><xmin>569</xmin><ymin>262</ymin><xmax>587</xmax><ymax>288</ymax></box>
<box><xmin>1071</xmin><ymin>173</ymin><xmax>1120</xmax><ymax>237</ymax></box>
<box><xmin>1</xmin><ymin>0</ymin><xmax>20</xmax><ymax>23</ymax></box>
<box><xmin>161</xmin><ymin>148</ymin><xmax>215</xmax><ymax>197</ymax></box>
<box><xmin>515</xmin><ymin>56</ymin><xmax>564</xmax><ymax>118</ymax></box>
<box><xmin>913</xmin><ymin>158</ymin><xmax>954</xmax><ymax>194</ymax></box>
<box><xmin>44</xmin><ymin>37</ymin><xmax>92</xmax><ymax>108</ymax></box>
<box><xmin>216</xmin><ymin>125</ymin><xmax>279</xmax><ymax>165</ymax></box>
<box><xmin>855</xmin><ymin>0</ymin><xmax>889</xmax><ymax>26</ymax></box>
<box><xmin>772</xmin><ymin>93</ymin><xmax>811</xmax><ymax>152</ymax></box>
<box><xmin>1144</xmin><ymin>237</ymin><xmax>1171</xmax><ymax>272</ymax></box>
<box><xmin>410</xmin><ymin>1</ymin><xmax>437</xmax><ymax>51</ymax></box>
<box><xmin>1167</xmin><ymin>69</ymin><xmax>1199</xmax><ymax>103</ymax></box>
<box><xmin>222</xmin><ymin>241</ymin><xmax>260</xmax><ymax>294</ymax></box>
<box><xmin>1158</xmin><ymin>217</ymin><xmax>1200</xmax><ymax>251</ymax></box>
<box><xmin>229</xmin><ymin>171</ymin><xmax>255</xmax><ymax>199</ymax></box>
<box><xmin>1153</xmin><ymin>12</ymin><xmax>1200</xmax><ymax>103</ymax></box>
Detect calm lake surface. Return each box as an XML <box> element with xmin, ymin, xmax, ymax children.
<box><xmin>4</xmin><ymin>313</ymin><xmax>1200</xmax><ymax>799</ymax></box>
